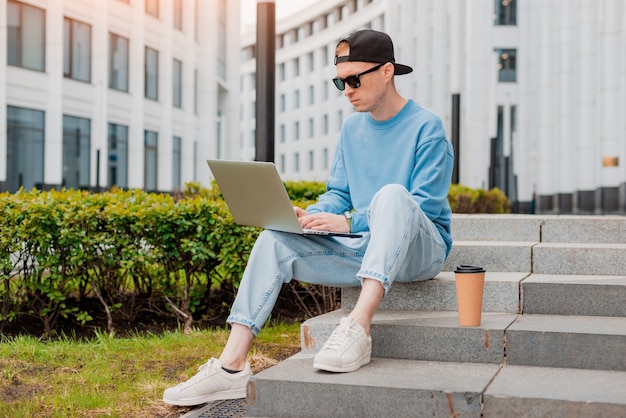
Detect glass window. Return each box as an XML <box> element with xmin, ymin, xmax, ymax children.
<box><xmin>109</xmin><ymin>33</ymin><xmax>129</xmax><ymax>91</ymax></box>
<box><xmin>494</xmin><ymin>0</ymin><xmax>517</xmax><ymax>26</ymax></box>
<box><xmin>293</xmin><ymin>57</ymin><xmax>300</xmax><ymax>77</ymax></box>
<box><xmin>295</xmin><ymin>121</ymin><xmax>300</xmax><ymax>140</ymax></box>
<box><xmin>308</xmin><ymin>118</ymin><xmax>314</xmax><ymax>138</ymax></box>
<box><xmin>294</xmin><ymin>90</ymin><xmax>300</xmax><ymax>109</ymax></box>
<box><xmin>144</xmin><ymin>130</ymin><xmax>158</xmax><ymax>191</ymax></box>
<box><xmin>496</xmin><ymin>48</ymin><xmax>517</xmax><ymax>82</ymax></box>
<box><xmin>6</xmin><ymin>106</ymin><xmax>45</xmax><ymax>192</ymax></box>
<box><xmin>64</xmin><ymin>18</ymin><xmax>92</xmax><ymax>82</ymax></box>
<box><xmin>145</xmin><ymin>47</ymin><xmax>159</xmax><ymax>100</ymax></box>
<box><xmin>173</xmin><ymin>0</ymin><xmax>183</xmax><ymax>30</ymax></box>
<box><xmin>62</xmin><ymin>115</ymin><xmax>91</xmax><ymax>189</ymax></box>
<box><xmin>173</xmin><ymin>59</ymin><xmax>182</xmax><ymax>108</ymax></box>
<box><xmin>7</xmin><ymin>1</ymin><xmax>46</xmax><ymax>71</ymax></box>
<box><xmin>108</xmin><ymin>123</ymin><xmax>128</xmax><ymax>188</ymax></box>
<box><xmin>146</xmin><ymin>0</ymin><xmax>159</xmax><ymax>18</ymax></box>
<box><xmin>172</xmin><ymin>136</ymin><xmax>182</xmax><ymax>189</ymax></box>
<box><xmin>309</xmin><ymin>85</ymin><xmax>315</xmax><ymax>105</ymax></box>
<box><xmin>323</xmin><ymin>114</ymin><xmax>329</xmax><ymax>134</ymax></box>
<box><xmin>308</xmin><ymin>150</ymin><xmax>314</xmax><ymax>170</ymax></box>
<box><xmin>323</xmin><ymin>148</ymin><xmax>329</xmax><ymax>170</ymax></box>
<box><xmin>280</xmin><ymin>124</ymin><xmax>285</xmax><ymax>143</ymax></box>
<box><xmin>294</xmin><ymin>152</ymin><xmax>300</xmax><ymax>172</ymax></box>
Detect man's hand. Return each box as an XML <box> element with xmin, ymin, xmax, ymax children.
<box><xmin>294</xmin><ymin>208</ymin><xmax>350</xmax><ymax>233</ymax></box>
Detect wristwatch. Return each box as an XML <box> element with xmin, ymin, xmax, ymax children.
<box><xmin>343</xmin><ymin>211</ymin><xmax>352</xmax><ymax>232</ymax></box>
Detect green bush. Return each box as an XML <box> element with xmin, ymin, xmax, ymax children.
<box><xmin>0</xmin><ymin>181</ymin><xmax>508</xmax><ymax>337</ymax></box>
<box><xmin>448</xmin><ymin>184</ymin><xmax>510</xmax><ymax>213</ymax></box>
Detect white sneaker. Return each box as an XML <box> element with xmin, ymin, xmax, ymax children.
<box><xmin>313</xmin><ymin>317</ymin><xmax>372</xmax><ymax>373</ymax></box>
<box><xmin>162</xmin><ymin>357</ymin><xmax>252</xmax><ymax>406</ymax></box>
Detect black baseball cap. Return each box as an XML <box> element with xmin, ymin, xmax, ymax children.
<box><xmin>334</xmin><ymin>29</ymin><xmax>413</xmax><ymax>76</ymax></box>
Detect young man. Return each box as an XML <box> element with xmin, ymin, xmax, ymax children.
<box><xmin>163</xmin><ymin>29</ymin><xmax>454</xmax><ymax>407</ymax></box>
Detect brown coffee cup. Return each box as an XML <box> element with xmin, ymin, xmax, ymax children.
<box><xmin>454</xmin><ymin>265</ymin><xmax>486</xmax><ymax>326</ymax></box>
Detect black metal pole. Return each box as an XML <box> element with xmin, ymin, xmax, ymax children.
<box><xmin>451</xmin><ymin>94</ymin><xmax>460</xmax><ymax>184</ymax></box>
<box><xmin>255</xmin><ymin>0</ymin><xmax>276</xmax><ymax>163</ymax></box>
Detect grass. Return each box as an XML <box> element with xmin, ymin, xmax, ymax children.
<box><xmin>0</xmin><ymin>322</ymin><xmax>301</xmax><ymax>417</ymax></box>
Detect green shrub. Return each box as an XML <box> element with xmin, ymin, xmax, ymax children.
<box><xmin>0</xmin><ymin>180</ymin><xmax>508</xmax><ymax>337</ymax></box>
<box><xmin>448</xmin><ymin>184</ymin><xmax>510</xmax><ymax>213</ymax></box>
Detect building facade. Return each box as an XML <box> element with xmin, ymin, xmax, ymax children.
<box><xmin>240</xmin><ymin>0</ymin><xmax>626</xmax><ymax>214</ymax></box>
<box><xmin>1</xmin><ymin>0</ymin><xmax>241</xmax><ymax>193</ymax></box>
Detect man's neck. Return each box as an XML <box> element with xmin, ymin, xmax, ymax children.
<box><xmin>370</xmin><ymin>92</ymin><xmax>408</xmax><ymax>121</ymax></box>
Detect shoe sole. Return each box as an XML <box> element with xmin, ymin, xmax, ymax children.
<box><xmin>162</xmin><ymin>387</ymin><xmax>247</xmax><ymax>407</ymax></box>
<box><xmin>313</xmin><ymin>351</ymin><xmax>371</xmax><ymax>373</ymax></box>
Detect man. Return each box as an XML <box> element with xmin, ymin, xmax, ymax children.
<box><xmin>163</xmin><ymin>29</ymin><xmax>453</xmax><ymax>406</ymax></box>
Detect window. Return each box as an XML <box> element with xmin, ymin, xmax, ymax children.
<box><xmin>145</xmin><ymin>47</ymin><xmax>159</xmax><ymax>100</ymax></box>
<box><xmin>280</xmin><ymin>124</ymin><xmax>286</xmax><ymax>143</ymax></box>
<box><xmin>293</xmin><ymin>57</ymin><xmax>300</xmax><ymax>77</ymax></box>
<box><xmin>323</xmin><ymin>114</ymin><xmax>329</xmax><ymax>134</ymax></box>
<box><xmin>308</xmin><ymin>118</ymin><xmax>314</xmax><ymax>138</ymax></box>
<box><xmin>295</xmin><ymin>121</ymin><xmax>300</xmax><ymax>140</ymax></box>
<box><xmin>323</xmin><ymin>148</ymin><xmax>329</xmax><ymax>170</ymax></box>
<box><xmin>173</xmin><ymin>0</ymin><xmax>183</xmax><ymax>30</ymax></box>
<box><xmin>320</xmin><ymin>45</ymin><xmax>328</xmax><ymax>67</ymax></box>
<box><xmin>146</xmin><ymin>0</ymin><xmax>159</xmax><ymax>18</ymax></box>
<box><xmin>109</xmin><ymin>33</ymin><xmax>129</xmax><ymax>91</ymax></box>
<box><xmin>494</xmin><ymin>0</ymin><xmax>517</xmax><ymax>26</ymax></box>
<box><xmin>173</xmin><ymin>59</ymin><xmax>182</xmax><ymax>108</ymax></box>
<box><xmin>279</xmin><ymin>63</ymin><xmax>286</xmax><ymax>81</ymax></box>
<box><xmin>294</xmin><ymin>90</ymin><xmax>300</xmax><ymax>108</ymax></box>
<box><xmin>6</xmin><ymin>106</ymin><xmax>45</xmax><ymax>192</ymax></box>
<box><xmin>7</xmin><ymin>0</ymin><xmax>45</xmax><ymax>71</ymax></box>
<box><xmin>64</xmin><ymin>18</ymin><xmax>92</xmax><ymax>82</ymax></box>
<box><xmin>62</xmin><ymin>115</ymin><xmax>91</xmax><ymax>189</ymax></box>
<box><xmin>144</xmin><ymin>130</ymin><xmax>158</xmax><ymax>191</ymax></box>
<box><xmin>172</xmin><ymin>136</ymin><xmax>182</xmax><ymax>189</ymax></box>
<box><xmin>308</xmin><ymin>51</ymin><xmax>315</xmax><ymax>72</ymax></box>
<box><xmin>309</xmin><ymin>85</ymin><xmax>315</xmax><ymax>105</ymax></box>
<box><xmin>496</xmin><ymin>48</ymin><xmax>517</xmax><ymax>82</ymax></box>
<box><xmin>294</xmin><ymin>152</ymin><xmax>300</xmax><ymax>172</ymax></box>
<box><xmin>308</xmin><ymin>150</ymin><xmax>314</xmax><ymax>170</ymax></box>
<box><xmin>280</xmin><ymin>94</ymin><xmax>286</xmax><ymax>112</ymax></box>
<box><xmin>108</xmin><ymin>123</ymin><xmax>128</xmax><ymax>188</ymax></box>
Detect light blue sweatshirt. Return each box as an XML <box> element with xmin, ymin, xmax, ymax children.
<box><xmin>306</xmin><ymin>99</ymin><xmax>454</xmax><ymax>256</ymax></box>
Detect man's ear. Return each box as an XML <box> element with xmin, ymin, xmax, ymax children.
<box><xmin>382</xmin><ymin>62</ymin><xmax>395</xmax><ymax>82</ymax></box>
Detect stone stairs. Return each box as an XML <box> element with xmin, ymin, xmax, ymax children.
<box><xmin>246</xmin><ymin>215</ymin><xmax>626</xmax><ymax>417</ymax></box>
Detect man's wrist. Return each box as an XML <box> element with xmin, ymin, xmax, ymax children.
<box><xmin>343</xmin><ymin>211</ymin><xmax>353</xmax><ymax>232</ymax></box>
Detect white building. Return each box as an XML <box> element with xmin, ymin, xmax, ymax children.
<box><xmin>1</xmin><ymin>0</ymin><xmax>241</xmax><ymax>193</ymax></box>
<box><xmin>240</xmin><ymin>0</ymin><xmax>626</xmax><ymax>214</ymax></box>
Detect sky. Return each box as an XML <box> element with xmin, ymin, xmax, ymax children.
<box><xmin>240</xmin><ymin>0</ymin><xmax>318</xmax><ymax>28</ymax></box>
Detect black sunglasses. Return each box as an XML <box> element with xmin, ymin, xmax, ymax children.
<box><xmin>332</xmin><ymin>63</ymin><xmax>385</xmax><ymax>91</ymax></box>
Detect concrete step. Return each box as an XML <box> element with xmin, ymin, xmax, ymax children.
<box><xmin>522</xmin><ymin>274</ymin><xmax>626</xmax><ymax>317</ymax></box>
<box><xmin>247</xmin><ymin>353</ymin><xmax>500</xmax><ymax>418</ymax></box>
<box><xmin>541</xmin><ymin>216</ymin><xmax>626</xmax><ymax>244</ymax></box>
<box><xmin>483</xmin><ymin>365</ymin><xmax>626</xmax><ymax>417</ymax></box>
<box><xmin>442</xmin><ymin>241</ymin><xmax>534</xmax><ymax>272</ymax></box>
<box><xmin>533</xmin><ymin>242</ymin><xmax>626</xmax><ymax>275</ymax></box>
<box><xmin>450</xmin><ymin>214</ymin><xmax>626</xmax><ymax>244</ymax></box>
<box><xmin>341</xmin><ymin>271</ymin><xmax>525</xmax><ymax>313</ymax></box>
<box><xmin>506</xmin><ymin>314</ymin><xmax>626</xmax><ymax>371</ymax></box>
<box><xmin>301</xmin><ymin>309</ymin><xmax>517</xmax><ymax>364</ymax></box>
<box><xmin>451</xmin><ymin>214</ymin><xmax>542</xmax><ymax>242</ymax></box>
<box><xmin>247</xmin><ymin>354</ymin><xmax>626</xmax><ymax>418</ymax></box>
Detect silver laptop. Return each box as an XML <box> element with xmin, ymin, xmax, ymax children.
<box><xmin>207</xmin><ymin>160</ymin><xmax>361</xmax><ymax>238</ymax></box>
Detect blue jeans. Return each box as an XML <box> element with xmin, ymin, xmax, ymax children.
<box><xmin>227</xmin><ymin>184</ymin><xmax>447</xmax><ymax>336</ymax></box>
